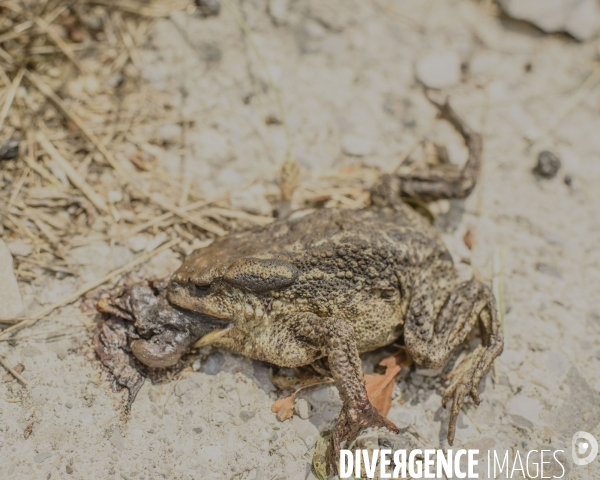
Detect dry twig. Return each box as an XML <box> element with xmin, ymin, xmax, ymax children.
<box><xmin>0</xmin><ymin>355</ymin><xmax>28</xmax><ymax>386</ymax></box>
<box><xmin>36</xmin><ymin>131</ymin><xmax>109</xmax><ymax>212</ymax></box>
<box><xmin>0</xmin><ymin>66</ymin><xmax>24</xmax><ymax>132</ymax></box>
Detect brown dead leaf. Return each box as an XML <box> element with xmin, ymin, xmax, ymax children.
<box><xmin>365</xmin><ymin>374</ymin><xmax>396</xmax><ymax>416</ymax></box>
<box><xmin>271</xmin><ymin>394</ymin><xmax>296</xmax><ymax>421</ymax></box>
<box><xmin>364</xmin><ymin>349</ymin><xmax>412</xmax><ymax>416</ymax></box>
<box><xmin>463</xmin><ymin>229</ymin><xmax>474</xmax><ymax>250</ymax></box>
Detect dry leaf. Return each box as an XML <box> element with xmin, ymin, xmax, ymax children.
<box><xmin>463</xmin><ymin>229</ymin><xmax>474</xmax><ymax>250</ymax></box>
<box><xmin>364</xmin><ymin>349</ymin><xmax>412</xmax><ymax>416</ymax></box>
<box><xmin>365</xmin><ymin>374</ymin><xmax>396</xmax><ymax>416</ymax></box>
<box><xmin>271</xmin><ymin>394</ymin><xmax>296</xmax><ymax>421</ymax></box>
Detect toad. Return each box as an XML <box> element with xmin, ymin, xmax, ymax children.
<box><xmin>96</xmin><ymin>98</ymin><xmax>503</xmax><ymax>467</ymax></box>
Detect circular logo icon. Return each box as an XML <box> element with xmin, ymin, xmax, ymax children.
<box><xmin>572</xmin><ymin>431</ymin><xmax>598</xmax><ymax>467</ymax></box>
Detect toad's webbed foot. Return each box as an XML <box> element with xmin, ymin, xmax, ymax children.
<box><xmin>404</xmin><ymin>279</ymin><xmax>503</xmax><ymax>445</ymax></box>
<box><xmin>442</xmin><ymin>344</ymin><xmax>491</xmax><ymax>444</ymax></box>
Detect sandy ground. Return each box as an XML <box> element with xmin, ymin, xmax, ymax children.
<box><xmin>2</xmin><ymin>0</ymin><xmax>600</xmax><ymax>478</ymax></box>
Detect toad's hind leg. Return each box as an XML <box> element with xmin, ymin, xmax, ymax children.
<box><xmin>397</xmin><ymin>98</ymin><xmax>482</xmax><ymax>201</ymax></box>
<box><xmin>404</xmin><ymin>279</ymin><xmax>503</xmax><ymax>445</ymax></box>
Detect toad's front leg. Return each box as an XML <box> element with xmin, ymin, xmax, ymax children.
<box><xmin>289</xmin><ymin>313</ymin><xmax>399</xmax><ymax>470</ymax></box>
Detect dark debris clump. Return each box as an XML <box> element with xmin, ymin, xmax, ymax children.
<box><xmin>0</xmin><ymin>139</ymin><xmax>19</xmax><ymax>160</ymax></box>
<box><xmin>533</xmin><ymin>151</ymin><xmax>561</xmax><ymax>179</ymax></box>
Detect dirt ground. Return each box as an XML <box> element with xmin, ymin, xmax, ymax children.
<box><xmin>1</xmin><ymin>0</ymin><xmax>600</xmax><ymax>478</ymax></box>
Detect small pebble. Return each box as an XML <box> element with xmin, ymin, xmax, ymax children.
<box><xmin>195</xmin><ymin>0</ymin><xmax>221</xmax><ymax>17</ymax></box>
<box><xmin>310</xmin><ymin>386</ymin><xmax>331</xmax><ymax>403</ymax></box>
<box><xmin>0</xmin><ymin>239</ymin><xmax>24</xmax><ymax>318</ymax></box>
<box><xmin>236</xmin><ymin>384</ymin><xmax>252</xmax><ymax>407</ymax></box>
<box><xmin>127</xmin><ymin>234</ymin><xmax>149</xmax><ymax>253</ymax></box>
<box><xmin>107</xmin><ymin>73</ymin><xmax>123</xmax><ymax>88</ymax></box>
<box><xmin>110</xmin><ymin>426</ymin><xmax>125</xmax><ymax>451</ymax></box>
<box><xmin>416</xmin><ymin>51</ymin><xmax>461</xmax><ymax>89</ymax></box>
<box><xmin>174</xmin><ymin>379</ymin><xmax>196</xmax><ymax>397</ymax></box>
<box><xmin>157</xmin><ymin>123</ymin><xmax>183</xmax><ymax>144</ymax></box>
<box><xmin>34</xmin><ymin>452</ymin><xmax>52</xmax><ymax>463</ymax></box>
<box><xmin>0</xmin><ymin>139</ymin><xmax>19</xmax><ymax>160</ymax></box>
<box><xmin>356</xmin><ymin>430</ymin><xmax>378</xmax><ymax>449</ymax></box>
<box><xmin>201</xmin><ymin>351</ymin><xmax>225</xmax><ymax>376</ymax></box>
<box><xmin>252</xmin><ymin>361</ymin><xmax>276</xmax><ymax>392</ymax></box>
<box><xmin>294</xmin><ymin>398</ymin><xmax>311</xmax><ymax>419</ymax></box>
<box><xmin>292</xmin><ymin>416</ymin><xmax>319</xmax><ymax>445</ymax></box>
<box><xmin>415</xmin><ymin>367</ymin><xmax>443</xmax><ymax>377</ymax></box>
<box><xmin>498</xmin><ymin>0</ymin><xmax>600</xmax><ymax>41</ymax></box>
<box><xmin>240</xmin><ymin>410</ymin><xmax>255</xmax><ymax>422</ymax></box>
<box><xmin>7</xmin><ymin>239</ymin><xmax>32</xmax><ymax>257</ymax></box>
<box><xmin>341</xmin><ymin>134</ymin><xmax>373</xmax><ymax>157</ymax></box>
<box><xmin>268</xmin><ymin>0</ymin><xmax>289</xmax><ymax>25</ymax></box>
<box><xmin>387</xmin><ymin>405</ymin><xmax>416</xmax><ymax>429</ymax></box>
<box><xmin>507</xmin><ymin>395</ymin><xmax>542</xmax><ymax>424</ymax></box>
<box><xmin>322</xmin><ymin>405</ymin><xmax>339</xmax><ymax>422</ymax></box>
<box><xmin>533</xmin><ymin>151</ymin><xmax>561</xmax><ymax>179</ymax></box>
<box><xmin>536</xmin><ymin>262</ymin><xmax>562</xmax><ymax>279</ymax></box>
<box><xmin>65</xmin><ymin>401</ymin><xmax>73</xmax><ymax>409</ymax></box>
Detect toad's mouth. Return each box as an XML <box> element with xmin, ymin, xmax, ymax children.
<box><xmin>131</xmin><ymin>328</ymin><xmax>192</xmax><ymax>369</ymax></box>
<box><xmin>129</xmin><ymin>298</ymin><xmax>230</xmax><ymax>369</ymax></box>
<box><xmin>131</xmin><ymin>315</ymin><xmax>230</xmax><ymax>368</ymax></box>
<box><xmin>96</xmin><ymin>282</ymin><xmax>232</xmax><ymax>401</ymax></box>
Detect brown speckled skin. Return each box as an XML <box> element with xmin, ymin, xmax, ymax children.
<box><xmin>100</xmin><ymin>100</ymin><xmax>504</xmax><ymax>469</ymax></box>
<box><xmin>168</xmin><ymin>194</ymin><xmax>503</xmax><ymax>450</ymax></box>
<box><xmin>169</xmin><ymin>205</ymin><xmax>444</xmax><ymax>362</ymax></box>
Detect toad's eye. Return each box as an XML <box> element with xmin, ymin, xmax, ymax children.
<box><xmin>223</xmin><ymin>258</ymin><xmax>298</xmax><ymax>293</ymax></box>
<box><xmin>194</xmin><ymin>284</ymin><xmax>211</xmax><ymax>296</ymax></box>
